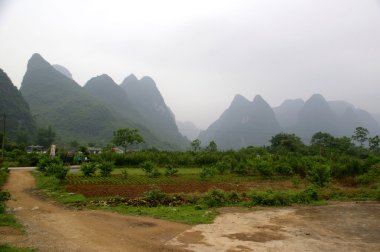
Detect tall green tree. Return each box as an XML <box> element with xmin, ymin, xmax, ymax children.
<box><xmin>369</xmin><ymin>135</ymin><xmax>380</xmax><ymax>152</ymax></box>
<box><xmin>206</xmin><ymin>140</ymin><xmax>218</xmax><ymax>152</ymax></box>
<box><xmin>37</xmin><ymin>125</ymin><xmax>56</xmax><ymax>148</ymax></box>
<box><xmin>112</xmin><ymin>128</ymin><xmax>144</xmax><ymax>153</ymax></box>
<box><xmin>270</xmin><ymin>133</ymin><xmax>304</xmax><ymax>152</ymax></box>
<box><xmin>310</xmin><ymin>132</ymin><xmax>334</xmax><ymax>148</ymax></box>
<box><xmin>191</xmin><ymin>139</ymin><xmax>202</xmax><ymax>152</ymax></box>
<box><xmin>352</xmin><ymin>127</ymin><xmax>369</xmax><ymax>147</ymax></box>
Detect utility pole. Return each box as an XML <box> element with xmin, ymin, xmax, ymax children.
<box><xmin>1</xmin><ymin>114</ymin><xmax>5</xmax><ymax>161</ymax></box>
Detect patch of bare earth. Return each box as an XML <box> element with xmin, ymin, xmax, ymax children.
<box><xmin>168</xmin><ymin>202</ymin><xmax>380</xmax><ymax>252</ymax></box>
<box><xmin>1</xmin><ymin>170</ymin><xmax>189</xmax><ymax>251</ymax></box>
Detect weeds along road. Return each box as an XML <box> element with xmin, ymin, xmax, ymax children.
<box><xmin>3</xmin><ymin>170</ymin><xmax>189</xmax><ymax>252</ymax></box>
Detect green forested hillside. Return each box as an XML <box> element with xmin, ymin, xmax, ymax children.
<box><xmin>19</xmin><ymin>54</ymin><xmax>183</xmax><ymax>148</ymax></box>
<box><xmin>121</xmin><ymin>75</ymin><xmax>189</xmax><ymax>149</ymax></box>
<box><xmin>0</xmin><ymin>68</ymin><xmax>35</xmax><ymax>143</ymax></box>
<box><xmin>19</xmin><ymin>54</ymin><xmax>135</xmax><ymax>145</ymax></box>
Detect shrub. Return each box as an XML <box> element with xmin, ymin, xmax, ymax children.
<box><xmin>356</xmin><ymin>164</ymin><xmax>380</xmax><ymax>185</ymax></box>
<box><xmin>199</xmin><ymin>166</ymin><xmax>216</xmax><ymax>180</ymax></box>
<box><xmin>164</xmin><ymin>165</ymin><xmax>178</xmax><ymax>177</ymax></box>
<box><xmin>121</xmin><ymin>169</ymin><xmax>128</xmax><ymax>178</ymax></box>
<box><xmin>291</xmin><ymin>186</ymin><xmax>319</xmax><ymax>204</ymax></box>
<box><xmin>46</xmin><ymin>163</ymin><xmax>69</xmax><ymax>182</ymax></box>
<box><xmin>249</xmin><ymin>190</ymin><xmax>291</xmax><ymax>206</ymax></box>
<box><xmin>214</xmin><ymin>161</ymin><xmax>229</xmax><ymax>175</ymax></box>
<box><xmin>80</xmin><ymin>163</ymin><xmax>97</xmax><ymax>177</ymax></box>
<box><xmin>37</xmin><ymin>156</ymin><xmax>62</xmax><ymax>173</ymax></box>
<box><xmin>97</xmin><ymin>161</ymin><xmax>114</xmax><ymax>177</ymax></box>
<box><xmin>141</xmin><ymin>161</ymin><xmax>161</xmax><ymax>178</ymax></box>
<box><xmin>204</xmin><ymin>188</ymin><xmax>227</xmax><ymax>207</ymax></box>
<box><xmin>143</xmin><ymin>188</ymin><xmax>166</xmax><ymax>206</ymax></box>
<box><xmin>232</xmin><ymin>161</ymin><xmax>250</xmax><ymax>175</ymax></box>
<box><xmin>307</xmin><ymin>164</ymin><xmax>331</xmax><ymax>187</ymax></box>
<box><xmin>254</xmin><ymin>159</ymin><xmax>274</xmax><ymax>178</ymax></box>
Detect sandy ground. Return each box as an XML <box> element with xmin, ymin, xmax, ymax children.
<box><xmin>1</xmin><ymin>170</ymin><xmax>188</xmax><ymax>251</ymax></box>
<box><xmin>1</xmin><ymin>170</ymin><xmax>380</xmax><ymax>252</ymax></box>
<box><xmin>168</xmin><ymin>203</ymin><xmax>380</xmax><ymax>252</ymax></box>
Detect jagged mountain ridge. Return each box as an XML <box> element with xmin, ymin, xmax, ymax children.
<box><xmin>0</xmin><ymin>68</ymin><xmax>36</xmax><ymax>142</ymax></box>
<box><xmin>199</xmin><ymin>94</ymin><xmax>281</xmax><ymax>149</ymax></box>
<box><xmin>199</xmin><ymin>93</ymin><xmax>380</xmax><ymax>149</ymax></box>
<box><xmin>19</xmin><ymin>53</ymin><xmax>188</xmax><ymax>149</ymax></box>
<box><xmin>120</xmin><ymin>75</ymin><xmax>189</xmax><ymax>149</ymax></box>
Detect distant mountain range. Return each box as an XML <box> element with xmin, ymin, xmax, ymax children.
<box><xmin>2</xmin><ymin>53</ymin><xmax>379</xmax><ymax>150</ymax></box>
<box><xmin>18</xmin><ymin>53</ymin><xmax>188</xmax><ymax>149</ymax></box>
<box><xmin>199</xmin><ymin>94</ymin><xmax>380</xmax><ymax>149</ymax></box>
<box><xmin>199</xmin><ymin>95</ymin><xmax>281</xmax><ymax>149</ymax></box>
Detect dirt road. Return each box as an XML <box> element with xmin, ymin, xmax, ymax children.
<box><xmin>1</xmin><ymin>170</ymin><xmax>189</xmax><ymax>251</ymax></box>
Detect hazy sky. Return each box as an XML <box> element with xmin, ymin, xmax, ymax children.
<box><xmin>1</xmin><ymin>0</ymin><xmax>380</xmax><ymax>129</ymax></box>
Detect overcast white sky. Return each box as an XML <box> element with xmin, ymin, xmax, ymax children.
<box><xmin>1</xmin><ymin>0</ymin><xmax>380</xmax><ymax>129</ymax></box>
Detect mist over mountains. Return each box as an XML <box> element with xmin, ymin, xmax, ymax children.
<box><xmin>199</xmin><ymin>93</ymin><xmax>380</xmax><ymax>149</ymax></box>
<box><xmin>1</xmin><ymin>53</ymin><xmax>379</xmax><ymax>150</ymax></box>
<box><xmin>17</xmin><ymin>53</ymin><xmax>188</xmax><ymax>149</ymax></box>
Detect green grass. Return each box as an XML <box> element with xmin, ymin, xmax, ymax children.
<box><xmin>96</xmin><ymin>204</ymin><xmax>218</xmax><ymax>225</ymax></box>
<box><xmin>33</xmin><ymin>172</ymin><xmax>88</xmax><ymax>205</ymax></box>
<box><xmin>0</xmin><ymin>245</ymin><xmax>36</xmax><ymax>252</ymax></box>
<box><xmin>0</xmin><ymin>213</ymin><xmax>24</xmax><ymax>230</ymax></box>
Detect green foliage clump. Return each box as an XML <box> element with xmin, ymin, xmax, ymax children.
<box><xmin>214</xmin><ymin>161</ymin><xmax>229</xmax><ymax>175</ymax></box>
<box><xmin>121</xmin><ymin>169</ymin><xmax>129</xmax><ymax>178</ymax></box>
<box><xmin>37</xmin><ymin>156</ymin><xmax>62</xmax><ymax>173</ymax></box>
<box><xmin>199</xmin><ymin>166</ymin><xmax>217</xmax><ymax>179</ymax></box>
<box><xmin>80</xmin><ymin>163</ymin><xmax>97</xmax><ymax>177</ymax></box>
<box><xmin>307</xmin><ymin>164</ymin><xmax>331</xmax><ymax>187</ymax></box>
<box><xmin>143</xmin><ymin>188</ymin><xmax>166</xmax><ymax>206</ymax></box>
<box><xmin>203</xmin><ymin>188</ymin><xmax>227</xmax><ymax>207</ymax></box>
<box><xmin>141</xmin><ymin>161</ymin><xmax>161</xmax><ymax>177</ymax></box>
<box><xmin>97</xmin><ymin>161</ymin><xmax>114</xmax><ymax>177</ymax></box>
<box><xmin>356</xmin><ymin>164</ymin><xmax>380</xmax><ymax>185</ymax></box>
<box><xmin>164</xmin><ymin>165</ymin><xmax>178</xmax><ymax>177</ymax></box>
<box><xmin>36</xmin><ymin>156</ymin><xmax>68</xmax><ymax>181</ymax></box>
<box><xmin>249</xmin><ymin>187</ymin><xmax>319</xmax><ymax>206</ymax></box>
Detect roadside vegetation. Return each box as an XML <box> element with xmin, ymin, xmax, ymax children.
<box><xmin>4</xmin><ymin>127</ymin><xmax>380</xmax><ymax>224</ymax></box>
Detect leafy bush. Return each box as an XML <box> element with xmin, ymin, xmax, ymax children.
<box><xmin>307</xmin><ymin>164</ymin><xmax>331</xmax><ymax>187</ymax></box>
<box><xmin>203</xmin><ymin>189</ymin><xmax>227</xmax><ymax>207</ymax></box>
<box><xmin>141</xmin><ymin>161</ymin><xmax>161</xmax><ymax>178</ymax></box>
<box><xmin>254</xmin><ymin>159</ymin><xmax>274</xmax><ymax>178</ymax></box>
<box><xmin>249</xmin><ymin>187</ymin><xmax>318</xmax><ymax>206</ymax></box>
<box><xmin>46</xmin><ymin>163</ymin><xmax>69</xmax><ymax>182</ymax></box>
<box><xmin>37</xmin><ymin>156</ymin><xmax>62</xmax><ymax>173</ymax></box>
<box><xmin>356</xmin><ymin>164</ymin><xmax>380</xmax><ymax>185</ymax></box>
<box><xmin>80</xmin><ymin>163</ymin><xmax>97</xmax><ymax>177</ymax></box>
<box><xmin>214</xmin><ymin>161</ymin><xmax>229</xmax><ymax>175</ymax></box>
<box><xmin>250</xmin><ymin>190</ymin><xmax>291</xmax><ymax>206</ymax></box>
<box><xmin>199</xmin><ymin>166</ymin><xmax>216</xmax><ymax>179</ymax></box>
<box><xmin>164</xmin><ymin>165</ymin><xmax>178</xmax><ymax>177</ymax></box>
<box><xmin>143</xmin><ymin>188</ymin><xmax>166</xmax><ymax>206</ymax></box>
<box><xmin>231</xmin><ymin>161</ymin><xmax>250</xmax><ymax>175</ymax></box>
<box><xmin>121</xmin><ymin>169</ymin><xmax>128</xmax><ymax>178</ymax></box>
<box><xmin>97</xmin><ymin>161</ymin><xmax>114</xmax><ymax>177</ymax></box>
